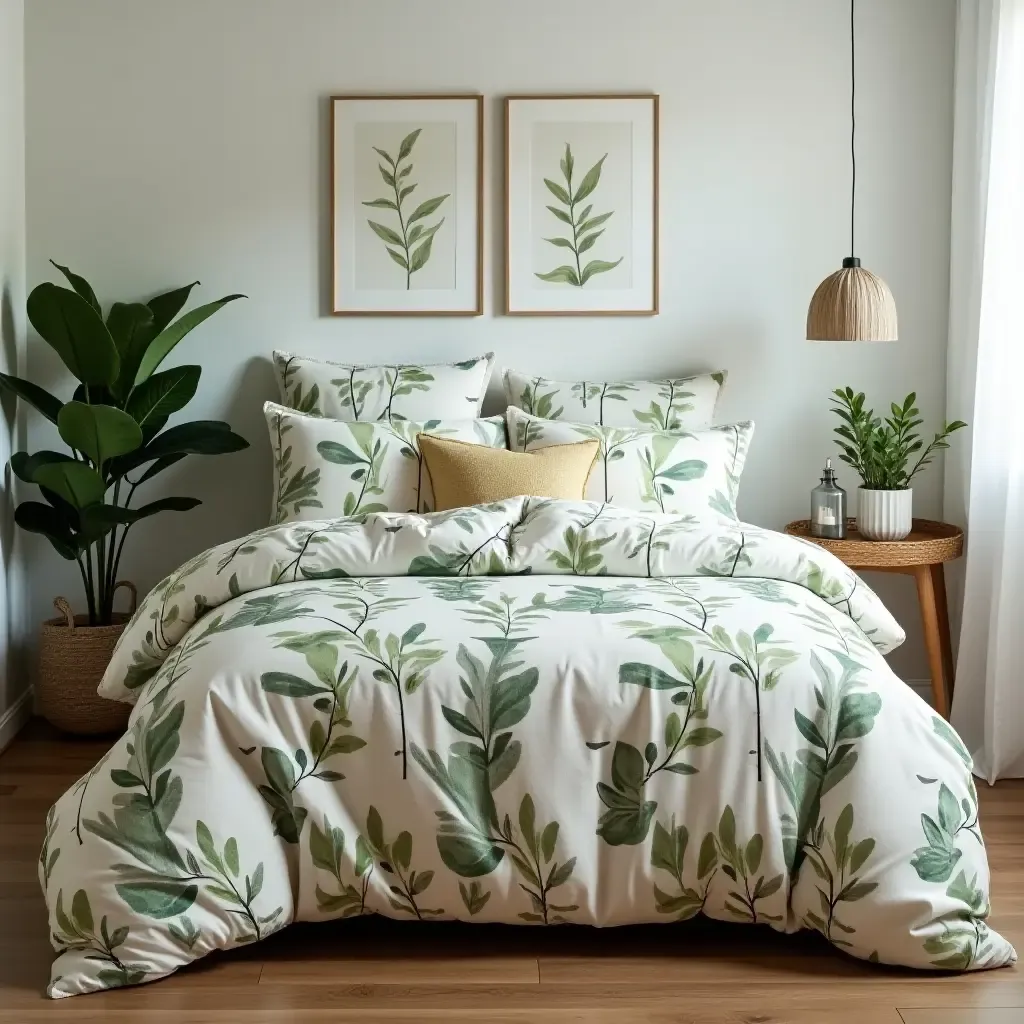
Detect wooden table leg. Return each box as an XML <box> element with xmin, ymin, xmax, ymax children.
<box><xmin>915</xmin><ymin>564</ymin><xmax>951</xmax><ymax>719</ymax></box>
<box><xmin>931</xmin><ymin>563</ymin><xmax>955</xmax><ymax>703</ymax></box>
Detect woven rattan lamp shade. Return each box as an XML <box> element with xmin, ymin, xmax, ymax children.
<box><xmin>806</xmin><ymin>258</ymin><xmax>898</xmax><ymax>342</ymax></box>
<box><xmin>807</xmin><ymin>0</ymin><xmax>898</xmax><ymax>343</ymax></box>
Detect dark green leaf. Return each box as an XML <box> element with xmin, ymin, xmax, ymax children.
<box><xmin>367</xmin><ymin>220</ymin><xmax>404</xmax><ymax>246</ymax></box>
<box><xmin>57</xmin><ymin>402</ymin><xmax>142</xmax><ymax>467</ymax></box>
<box><xmin>619</xmin><ymin>662</ymin><xmax>686</xmax><ymax>691</ymax></box>
<box><xmin>409</xmin><ymin>225</ymin><xmax>441</xmax><ymax>273</ymax></box>
<box><xmin>224</xmin><ymin>837</ymin><xmax>239</xmax><ymax>876</ymax></box>
<box><xmin>32</xmin><ymin>462</ymin><xmax>105</xmax><ymax>509</ymax></box>
<box><xmin>125</xmin><ymin>365</ymin><xmax>201</xmax><ymax>429</ymax></box>
<box><xmin>543</xmin><ymin>178</ymin><xmax>571</xmax><ymax>205</ymax></box>
<box><xmin>111</xmin><ymin>420</ymin><xmax>248</xmax><ymax>475</ymax></box>
<box><xmin>576</xmin><ymin>211</ymin><xmax>614</xmax><ymax>235</ymax></box>
<box><xmin>261</xmin><ymin>746</ymin><xmax>296</xmax><ymax>795</ymax></box>
<box><xmin>697</xmin><ymin>831</ymin><xmax>717</xmax><ymax>878</ymax></box>
<box><xmin>386</xmin><ymin>247</ymin><xmax>408</xmax><ymax>270</ymax></box>
<box><xmin>849</xmin><ymin>838</ymin><xmax>875</xmax><ymax>873</ymax></box>
<box><xmin>0</xmin><ymin>373</ymin><xmax>63</xmax><ymax>424</ymax></box>
<box><xmin>794</xmin><ymin>710</ymin><xmax>827</xmax><ymax>750</ymax></box>
<box><xmin>49</xmin><ymin>261</ymin><xmax>100</xmax><ymax>313</ymax></box>
<box><xmin>547</xmin><ymin>857</ymin><xmax>575</xmax><ymax>889</ymax></box>
<box><xmin>406</xmin><ymin>195</ymin><xmax>449</xmax><ymax>226</ymax></box>
<box><xmin>397</xmin><ymin>129</ymin><xmax>422</xmax><ymax>162</ymax></box>
<box><xmin>10</xmin><ymin>450</ymin><xmax>73</xmax><ymax>484</ymax></box>
<box><xmin>147</xmin><ymin>282</ymin><xmax>201</xmax><ymax>335</ymax></box>
<box><xmin>580</xmin><ymin>258</ymin><xmax>623</xmax><ymax>284</ymax></box>
<box><xmin>115</xmin><ymin>881</ymin><xmax>197</xmax><ymax>920</ymax></box>
<box><xmin>745</xmin><ymin>834</ymin><xmax>763</xmax><ymax>874</ymax></box>
<box><xmin>437</xmin><ymin>828</ymin><xmax>504</xmax><ymax>877</ymax></box>
<box><xmin>660</xmin><ymin>460</ymin><xmax>708</xmax><ymax>482</ymax></box>
<box><xmin>135</xmin><ymin>294</ymin><xmax>245</xmax><ymax>384</ymax></box>
<box><xmin>610</xmin><ymin>741</ymin><xmax>645</xmax><ymax>793</ymax></box>
<box><xmin>261</xmin><ymin>672</ymin><xmax>329</xmax><ymax>698</ymax></box>
<box><xmin>911</xmin><ymin>844</ymin><xmax>961</xmax><ymax>883</ymax></box>
<box><xmin>13</xmin><ymin>501</ymin><xmax>78</xmax><ymax>558</ymax></box>
<box><xmin>596</xmin><ymin>800</ymin><xmax>657</xmax><ymax>846</ymax></box>
<box><xmin>316</xmin><ymin>441</ymin><xmax>366</xmax><ymax>465</ymax></box>
<box><xmin>106</xmin><ymin>303</ymin><xmax>155</xmax><ymax>396</ymax></box>
<box><xmin>27</xmin><ymin>282</ymin><xmax>119</xmax><ymax>386</ymax></box>
<box><xmin>535</xmin><ymin>265</ymin><xmax>581</xmax><ymax>286</ymax></box>
<box><xmin>392</xmin><ymin>830</ymin><xmax>413</xmax><ymax>871</ymax></box>
<box><xmin>573</xmin><ymin>155</ymin><xmax>607</xmax><ymax>204</ymax></box>
<box><xmin>938</xmin><ymin>783</ymin><xmax>960</xmax><ymax>833</ymax></box>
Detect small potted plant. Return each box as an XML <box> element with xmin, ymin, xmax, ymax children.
<box><xmin>0</xmin><ymin>262</ymin><xmax>249</xmax><ymax>734</ymax></box>
<box><xmin>830</xmin><ymin>387</ymin><xmax>966</xmax><ymax>541</ymax></box>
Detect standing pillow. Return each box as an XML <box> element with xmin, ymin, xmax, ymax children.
<box><xmin>503</xmin><ymin>368</ymin><xmax>726</xmax><ymax>431</ymax></box>
<box><xmin>265</xmin><ymin>401</ymin><xmax>506</xmax><ymax>524</ymax></box>
<box><xmin>274</xmin><ymin>350</ymin><xmax>494</xmax><ymax>420</ymax></box>
<box><xmin>506</xmin><ymin>407</ymin><xmax>753</xmax><ymax>518</ymax></box>
<box><xmin>418</xmin><ymin>434</ymin><xmax>600</xmax><ymax>510</ymax></box>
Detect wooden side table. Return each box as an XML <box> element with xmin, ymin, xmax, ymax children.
<box><xmin>784</xmin><ymin>518</ymin><xmax>964</xmax><ymax>720</ymax></box>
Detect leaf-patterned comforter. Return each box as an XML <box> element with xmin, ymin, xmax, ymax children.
<box><xmin>40</xmin><ymin>498</ymin><xmax>1016</xmax><ymax>997</ymax></box>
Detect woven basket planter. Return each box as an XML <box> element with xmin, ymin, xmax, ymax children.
<box><xmin>37</xmin><ymin>582</ymin><xmax>137</xmax><ymax>737</ymax></box>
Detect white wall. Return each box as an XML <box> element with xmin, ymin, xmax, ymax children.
<box><xmin>1</xmin><ymin>0</ymin><xmax>29</xmax><ymax>745</ymax></box>
<box><xmin>23</xmin><ymin>0</ymin><xmax>956</xmax><ymax>682</ymax></box>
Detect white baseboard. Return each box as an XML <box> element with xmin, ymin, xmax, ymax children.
<box><xmin>0</xmin><ymin>686</ymin><xmax>34</xmax><ymax>755</ymax></box>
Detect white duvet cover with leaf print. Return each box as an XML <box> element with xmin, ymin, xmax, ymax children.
<box><xmin>41</xmin><ymin>499</ymin><xmax>1015</xmax><ymax>998</ymax></box>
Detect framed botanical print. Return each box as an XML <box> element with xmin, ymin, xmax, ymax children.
<box><xmin>331</xmin><ymin>94</ymin><xmax>483</xmax><ymax>315</ymax></box>
<box><xmin>504</xmin><ymin>94</ymin><xmax>659</xmax><ymax>316</ymax></box>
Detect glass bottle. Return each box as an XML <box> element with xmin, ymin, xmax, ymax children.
<box><xmin>810</xmin><ymin>458</ymin><xmax>848</xmax><ymax>539</ymax></box>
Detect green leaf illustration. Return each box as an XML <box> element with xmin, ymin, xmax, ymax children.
<box><xmin>536</xmin><ymin>145</ymin><xmax>621</xmax><ymax>287</ymax></box>
<box><xmin>535</xmin><ymin>265</ymin><xmax>580</xmax><ymax>286</ymax></box>
<box><xmin>580</xmin><ymin>258</ymin><xmax>624</xmax><ymax>284</ymax></box>
<box><xmin>362</xmin><ymin>128</ymin><xmax>448</xmax><ymax>288</ymax></box>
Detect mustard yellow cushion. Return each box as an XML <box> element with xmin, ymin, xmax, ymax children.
<box><xmin>418</xmin><ymin>433</ymin><xmax>600</xmax><ymax>511</ymax></box>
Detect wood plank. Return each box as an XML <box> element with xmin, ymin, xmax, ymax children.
<box><xmin>899</xmin><ymin>1012</ymin><xmax>1024</xmax><ymax>1024</ymax></box>
<box><xmin>258</xmin><ymin>956</ymin><xmax>541</xmax><ymax>985</ymax></box>
<box><xmin>0</xmin><ymin>1007</ymin><xmax>907</xmax><ymax>1023</ymax></box>
<box><xmin>1</xmin><ymin>719</ymin><xmax>1021</xmax><ymax>1022</ymax></box>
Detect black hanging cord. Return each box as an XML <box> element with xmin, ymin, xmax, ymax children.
<box><xmin>850</xmin><ymin>0</ymin><xmax>856</xmax><ymax>260</ymax></box>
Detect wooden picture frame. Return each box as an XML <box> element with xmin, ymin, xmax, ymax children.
<box><xmin>504</xmin><ymin>94</ymin><xmax>659</xmax><ymax>316</ymax></box>
<box><xmin>330</xmin><ymin>94</ymin><xmax>483</xmax><ymax>316</ymax></box>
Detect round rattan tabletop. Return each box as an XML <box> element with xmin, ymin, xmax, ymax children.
<box><xmin>784</xmin><ymin>518</ymin><xmax>963</xmax><ymax>568</ymax></box>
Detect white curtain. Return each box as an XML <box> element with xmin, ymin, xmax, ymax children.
<box><xmin>946</xmin><ymin>0</ymin><xmax>1024</xmax><ymax>782</ymax></box>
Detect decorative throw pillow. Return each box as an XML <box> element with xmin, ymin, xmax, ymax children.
<box><xmin>419</xmin><ymin>434</ymin><xmax>599</xmax><ymax>511</ymax></box>
<box><xmin>503</xmin><ymin>368</ymin><xmax>726</xmax><ymax>431</ymax></box>
<box><xmin>273</xmin><ymin>350</ymin><xmax>494</xmax><ymax>421</ymax></box>
<box><xmin>265</xmin><ymin>402</ymin><xmax>506</xmax><ymax>524</ymax></box>
<box><xmin>506</xmin><ymin>407</ymin><xmax>753</xmax><ymax>518</ymax></box>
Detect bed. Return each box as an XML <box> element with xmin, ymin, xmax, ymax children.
<box><xmin>40</xmin><ymin>497</ymin><xmax>1015</xmax><ymax>997</ymax></box>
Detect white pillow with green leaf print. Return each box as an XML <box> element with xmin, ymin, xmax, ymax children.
<box><xmin>273</xmin><ymin>351</ymin><xmax>494</xmax><ymax>421</ymax></box>
<box><xmin>265</xmin><ymin>402</ymin><xmax>507</xmax><ymax>525</ymax></box>
<box><xmin>506</xmin><ymin>407</ymin><xmax>753</xmax><ymax>518</ymax></box>
<box><xmin>503</xmin><ymin>368</ymin><xmax>726</xmax><ymax>431</ymax></box>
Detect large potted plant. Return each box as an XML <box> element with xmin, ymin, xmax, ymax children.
<box><xmin>830</xmin><ymin>387</ymin><xmax>966</xmax><ymax>540</ymax></box>
<box><xmin>0</xmin><ymin>262</ymin><xmax>249</xmax><ymax>734</ymax></box>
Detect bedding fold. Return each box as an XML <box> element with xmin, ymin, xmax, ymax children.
<box><xmin>102</xmin><ymin>497</ymin><xmax>904</xmax><ymax>703</ymax></box>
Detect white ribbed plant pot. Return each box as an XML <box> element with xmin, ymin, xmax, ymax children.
<box><xmin>858</xmin><ymin>488</ymin><xmax>913</xmax><ymax>540</ymax></box>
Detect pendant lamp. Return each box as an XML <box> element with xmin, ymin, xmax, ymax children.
<box><xmin>807</xmin><ymin>0</ymin><xmax>897</xmax><ymax>342</ymax></box>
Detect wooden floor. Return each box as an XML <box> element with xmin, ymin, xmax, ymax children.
<box><xmin>1</xmin><ymin>721</ymin><xmax>1021</xmax><ymax>1023</ymax></box>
